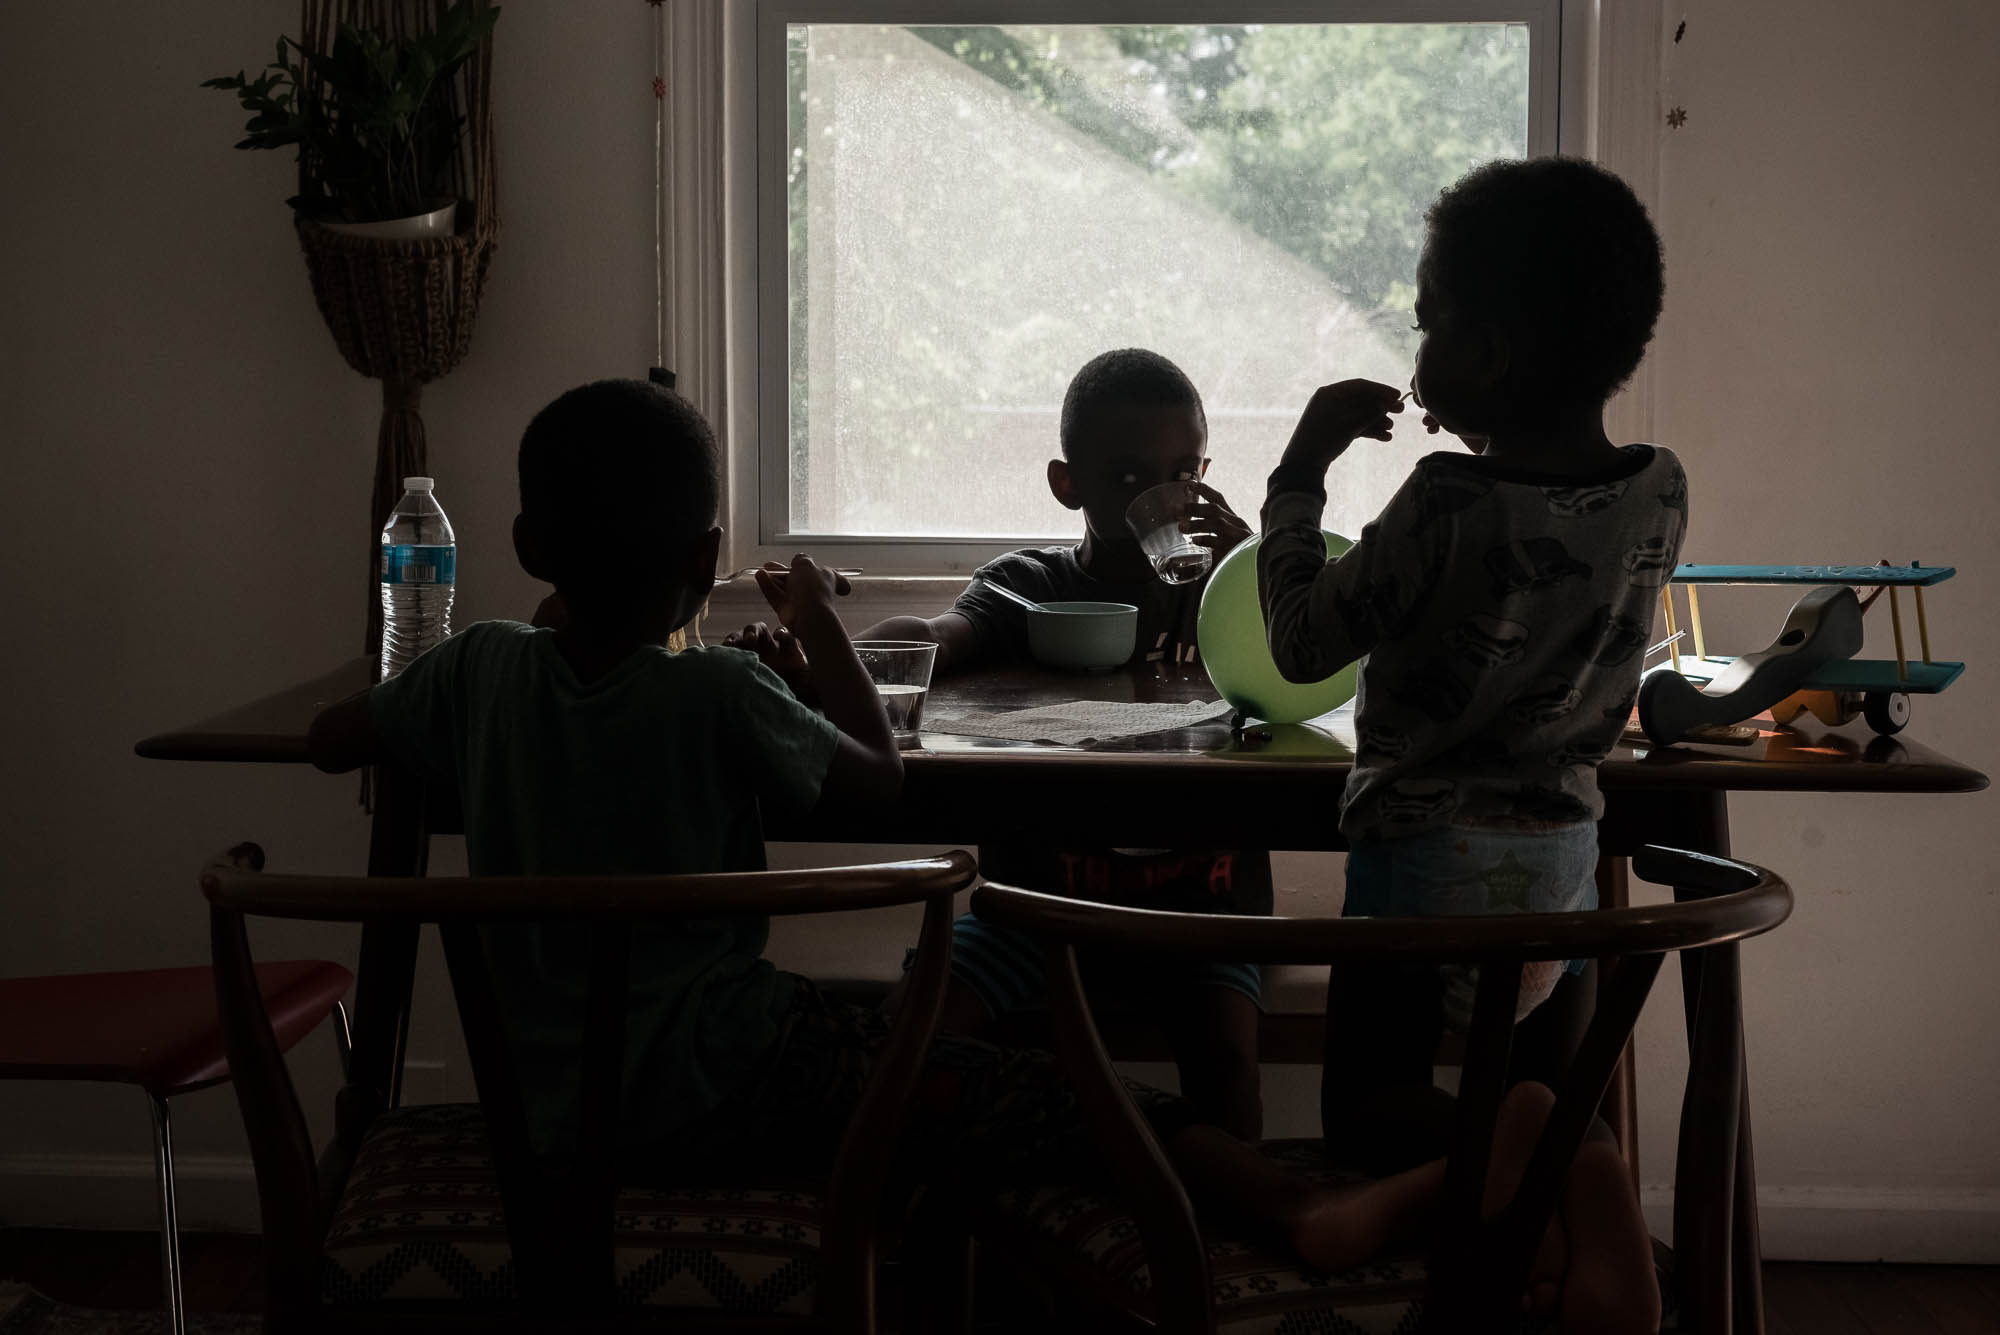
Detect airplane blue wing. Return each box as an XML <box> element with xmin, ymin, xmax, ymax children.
<box><xmin>1672</xmin><ymin>563</ymin><xmax>1955</xmax><ymax>586</ymax></box>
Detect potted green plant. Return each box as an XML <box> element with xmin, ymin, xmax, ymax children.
<box><xmin>205</xmin><ymin>0</ymin><xmax>500</xmax><ymax>238</ymax></box>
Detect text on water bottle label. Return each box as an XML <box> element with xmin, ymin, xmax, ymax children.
<box><xmin>381</xmin><ymin>544</ymin><xmax>458</xmax><ymax>586</ymax></box>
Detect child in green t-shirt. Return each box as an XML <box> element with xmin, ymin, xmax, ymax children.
<box><xmin>308</xmin><ymin>378</ymin><xmax>899</xmax><ymax>1154</ymax></box>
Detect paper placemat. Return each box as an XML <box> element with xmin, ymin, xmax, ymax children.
<box><xmin>926</xmin><ymin>699</ymin><xmax>1233</xmax><ymax>746</ymax></box>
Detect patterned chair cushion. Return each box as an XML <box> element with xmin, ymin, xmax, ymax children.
<box><xmin>321</xmin><ymin>1104</ymin><xmax>825</xmax><ymax>1314</ymax></box>
<box><xmin>987</xmin><ymin>1138</ymin><xmax>1676</xmax><ymax>1335</ymax></box>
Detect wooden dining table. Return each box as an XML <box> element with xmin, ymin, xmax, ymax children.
<box><xmin>137</xmin><ymin>655</ymin><xmax>1987</xmax><ymax>1334</ymax></box>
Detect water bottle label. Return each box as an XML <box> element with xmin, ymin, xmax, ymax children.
<box><xmin>381</xmin><ymin>544</ymin><xmax>457</xmax><ymax>586</ymax></box>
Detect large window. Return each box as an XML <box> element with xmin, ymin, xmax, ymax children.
<box><xmin>749</xmin><ymin>2</ymin><xmax>1562</xmax><ymax>568</ymax></box>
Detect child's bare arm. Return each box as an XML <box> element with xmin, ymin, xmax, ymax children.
<box><xmin>307</xmin><ymin>690</ymin><xmax>377</xmax><ymax>773</ymax></box>
<box><xmin>854</xmin><ymin>612</ymin><xmax>981</xmax><ymax>675</ymax></box>
<box><xmin>1260</xmin><ymin>383</ymin><xmax>1435</xmax><ymax>684</ymax></box>
<box><xmin>1273</xmin><ymin>379</ymin><xmax>1404</xmax><ymax>488</ymax></box>
<box><xmin>756</xmin><ymin>555</ymin><xmax>904</xmax><ymax>808</ymax></box>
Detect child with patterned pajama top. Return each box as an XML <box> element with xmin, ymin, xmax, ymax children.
<box><xmin>1259</xmin><ymin>157</ymin><xmax>1676</xmax><ymax>1331</ymax></box>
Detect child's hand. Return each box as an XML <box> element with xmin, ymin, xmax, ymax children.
<box><xmin>1280</xmin><ymin>379</ymin><xmax>1405</xmax><ymax>475</ymax></box>
<box><xmin>1181</xmin><ymin>482</ymin><xmax>1253</xmax><ymax>558</ymax></box>
<box><xmin>752</xmin><ymin>553</ymin><xmax>849</xmax><ymax>631</ymax></box>
<box><xmin>723</xmin><ymin>620</ymin><xmax>817</xmax><ymax>702</ymax></box>
<box><xmin>1419</xmin><ymin>410</ymin><xmax>1490</xmax><ymax>454</ymax></box>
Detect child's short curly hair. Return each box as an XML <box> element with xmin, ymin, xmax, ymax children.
<box><xmin>1059</xmin><ymin>348</ymin><xmax>1206</xmax><ymax>458</ymax></box>
<box><xmin>519</xmin><ymin>378</ymin><xmax>718</xmax><ymax>542</ymax></box>
<box><xmin>1424</xmin><ymin>157</ymin><xmax>1664</xmax><ymax>407</ymax></box>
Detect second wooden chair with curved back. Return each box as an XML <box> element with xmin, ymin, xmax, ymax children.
<box><xmin>952</xmin><ymin>844</ymin><xmax>1792</xmax><ymax>1334</ymax></box>
<box><xmin>202</xmin><ymin>841</ymin><xmax>978</xmax><ymax>1333</ymax></box>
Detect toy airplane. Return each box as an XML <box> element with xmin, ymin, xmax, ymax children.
<box><xmin>1637</xmin><ymin>562</ymin><xmax>1960</xmax><ymax>744</ymax></box>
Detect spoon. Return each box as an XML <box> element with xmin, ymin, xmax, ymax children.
<box><xmin>714</xmin><ymin>565</ymin><xmax>862</xmax><ymax>585</ymax></box>
<box><xmin>975</xmin><ymin>578</ymin><xmax>1045</xmax><ymax>614</ymax></box>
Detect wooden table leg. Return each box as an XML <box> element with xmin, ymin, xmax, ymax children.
<box><xmin>1732</xmin><ymin>1059</ymin><xmax>1766</xmax><ymax>1334</ymax></box>
<box><xmin>1594</xmin><ymin>855</ymin><xmax>1641</xmax><ymax>1197</ymax></box>
<box><xmin>1673</xmin><ymin>791</ymin><xmax>1765</xmax><ymax>1335</ymax></box>
<box><xmin>336</xmin><ymin>761</ymin><xmax>428</xmax><ymax>1151</ymax></box>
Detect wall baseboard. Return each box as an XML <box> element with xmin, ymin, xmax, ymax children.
<box><xmin>8</xmin><ymin>1149</ymin><xmax>1997</xmax><ymax>1263</ymax></box>
<box><xmin>1643</xmin><ymin>1184</ymin><xmax>2000</xmax><ymax>1264</ymax></box>
<box><xmin>0</xmin><ymin>1152</ymin><xmax>260</xmax><ymax>1233</ymax></box>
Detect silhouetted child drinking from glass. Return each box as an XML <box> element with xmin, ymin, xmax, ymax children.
<box><xmin>861</xmin><ymin>348</ymin><xmax>1270</xmax><ymax>1138</ymax></box>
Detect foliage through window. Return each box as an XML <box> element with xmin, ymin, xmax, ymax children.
<box><xmin>775</xmin><ymin>20</ymin><xmax>1536</xmax><ymax>545</ymax></box>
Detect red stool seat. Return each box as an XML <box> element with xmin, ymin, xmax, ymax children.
<box><xmin>0</xmin><ymin>961</ymin><xmax>353</xmax><ymax>1096</ymax></box>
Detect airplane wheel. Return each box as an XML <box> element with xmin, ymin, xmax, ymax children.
<box><xmin>1863</xmin><ymin>691</ymin><xmax>1911</xmax><ymax>735</ymax></box>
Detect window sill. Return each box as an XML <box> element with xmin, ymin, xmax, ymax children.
<box><xmin>703</xmin><ymin>573</ymin><xmax>969</xmax><ymax>628</ymax></box>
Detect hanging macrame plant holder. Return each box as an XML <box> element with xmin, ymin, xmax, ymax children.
<box><xmin>292</xmin><ymin>0</ymin><xmax>499</xmax><ymax>659</ymax></box>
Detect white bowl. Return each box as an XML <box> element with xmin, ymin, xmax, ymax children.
<box><xmin>1026</xmin><ymin>601</ymin><xmax>1138</xmax><ymax>671</ymax></box>
<box><xmin>319</xmin><ymin>201</ymin><xmax>459</xmax><ymax>240</ymax></box>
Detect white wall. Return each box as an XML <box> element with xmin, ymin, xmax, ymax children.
<box><xmin>1631</xmin><ymin>0</ymin><xmax>2000</xmax><ymax>1260</ymax></box>
<box><xmin>2</xmin><ymin>0</ymin><xmax>1995</xmax><ymax>1262</ymax></box>
<box><xmin>0</xmin><ymin>0</ymin><xmax>653</xmax><ymax>1226</ymax></box>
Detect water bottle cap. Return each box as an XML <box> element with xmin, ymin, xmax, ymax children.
<box><xmin>403</xmin><ymin>476</ymin><xmax>436</xmax><ymax>492</ymax></box>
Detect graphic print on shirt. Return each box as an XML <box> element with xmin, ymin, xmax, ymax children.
<box><xmin>1541</xmin><ymin>480</ymin><xmax>1630</xmax><ymax>517</ymax></box>
<box><xmin>1378</xmin><ymin>777</ymin><xmax>1460</xmax><ymax>828</ymax></box>
<box><xmin>1659</xmin><ymin>464</ymin><xmax>1689</xmax><ymax>515</ymax></box>
<box><xmin>1444</xmin><ymin>613</ymin><xmax>1531</xmax><ymax>670</ymax></box>
<box><xmin>1356</xmin><ymin>723</ymin><xmax>1414</xmax><ymax>765</ymax></box>
<box><xmin>1507</xmin><ymin>674</ymin><xmax>1584</xmax><ymax>725</ymax></box>
<box><xmin>1546</xmin><ymin>736</ymin><xmax>1616</xmax><ymax>769</ymax></box>
<box><xmin>1485</xmin><ymin>537</ymin><xmax>1593</xmax><ymax>599</ymax></box>
<box><xmin>1622</xmin><ymin>534</ymin><xmax>1677</xmax><ymax>586</ymax></box>
<box><xmin>1260</xmin><ymin>446</ymin><xmax>1687</xmax><ymax>842</ymax></box>
<box><xmin>1413</xmin><ymin>467</ymin><xmax>1497</xmax><ymax>532</ymax></box>
<box><xmin>1390</xmin><ymin>660</ymin><xmax>1475</xmax><ymax>721</ymax></box>
<box><xmin>1570</xmin><ymin>604</ymin><xmax>1650</xmax><ymax>666</ymax></box>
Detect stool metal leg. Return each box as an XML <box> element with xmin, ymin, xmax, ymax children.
<box><xmin>147</xmin><ymin>1091</ymin><xmax>187</xmax><ymax>1335</ymax></box>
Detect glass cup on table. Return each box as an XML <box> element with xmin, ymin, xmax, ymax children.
<box><xmin>1124</xmin><ymin>479</ymin><xmax>1212</xmax><ymax>585</ymax></box>
<box><xmin>852</xmin><ymin>640</ymin><xmax>938</xmax><ymax>746</ymax></box>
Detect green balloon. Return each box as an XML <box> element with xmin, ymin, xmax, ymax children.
<box><xmin>1198</xmin><ymin>531</ymin><xmax>1358</xmax><ymax>725</ymax></box>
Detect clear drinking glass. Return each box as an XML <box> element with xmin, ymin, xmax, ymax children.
<box><xmin>1124</xmin><ymin>481</ymin><xmax>1213</xmax><ymax>585</ymax></box>
<box><xmin>853</xmin><ymin>640</ymin><xmax>938</xmax><ymax>742</ymax></box>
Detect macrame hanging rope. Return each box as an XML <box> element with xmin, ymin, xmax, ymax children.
<box><xmin>650</xmin><ymin>0</ymin><xmax>694</xmax><ymax>654</ymax></box>
<box><xmin>293</xmin><ymin>0</ymin><xmax>500</xmax><ymax>658</ymax></box>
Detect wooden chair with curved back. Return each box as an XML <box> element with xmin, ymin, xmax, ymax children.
<box><xmin>949</xmin><ymin>845</ymin><xmax>1792</xmax><ymax>1335</ymax></box>
<box><xmin>202</xmin><ymin>841</ymin><xmax>978</xmax><ymax>1333</ymax></box>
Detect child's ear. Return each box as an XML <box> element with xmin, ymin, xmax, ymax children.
<box><xmin>1047</xmin><ymin>458</ymin><xmax>1083</xmax><ymax>511</ymax></box>
<box><xmin>513</xmin><ymin>513</ymin><xmax>557</xmax><ymax>583</ymax></box>
<box><xmin>689</xmin><ymin>526</ymin><xmax>723</xmax><ymax>585</ymax></box>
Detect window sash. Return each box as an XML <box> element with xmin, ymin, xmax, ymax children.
<box><xmin>726</xmin><ymin>0</ymin><xmax>1572</xmax><ymax>573</ymax></box>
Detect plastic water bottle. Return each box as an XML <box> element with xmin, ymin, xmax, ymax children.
<box><xmin>379</xmin><ymin>476</ymin><xmax>456</xmax><ymax>680</ymax></box>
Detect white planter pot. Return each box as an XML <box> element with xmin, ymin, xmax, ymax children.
<box><xmin>319</xmin><ymin>201</ymin><xmax>458</xmax><ymax>240</ymax></box>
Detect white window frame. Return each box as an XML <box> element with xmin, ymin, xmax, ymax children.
<box><xmin>698</xmin><ymin>0</ymin><xmax>1651</xmax><ymax>578</ymax></box>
